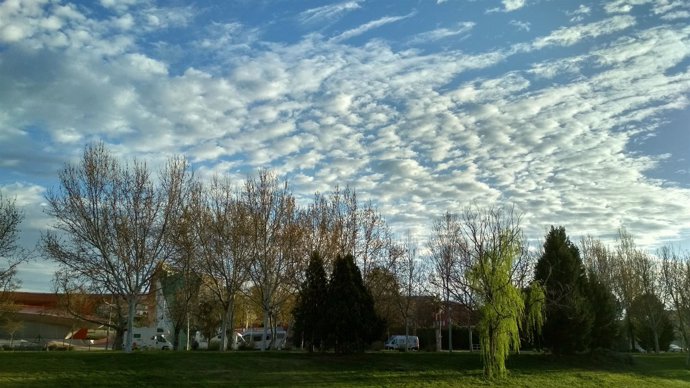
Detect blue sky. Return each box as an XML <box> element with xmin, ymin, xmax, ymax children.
<box><xmin>1</xmin><ymin>0</ymin><xmax>690</xmax><ymax>292</ymax></box>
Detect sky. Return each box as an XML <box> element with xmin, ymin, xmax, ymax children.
<box><xmin>1</xmin><ymin>0</ymin><xmax>690</xmax><ymax>292</ymax></box>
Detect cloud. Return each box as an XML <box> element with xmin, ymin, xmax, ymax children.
<box><xmin>529</xmin><ymin>15</ymin><xmax>636</xmax><ymax>50</ymax></box>
<box><xmin>509</xmin><ymin>20</ymin><xmax>530</xmax><ymax>32</ymax></box>
<box><xmin>331</xmin><ymin>13</ymin><xmax>414</xmax><ymax>42</ymax></box>
<box><xmin>299</xmin><ymin>0</ymin><xmax>362</xmax><ymax>24</ymax></box>
<box><xmin>487</xmin><ymin>0</ymin><xmax>526</xmax><ymax>13</ymax></box>
<box><xmin>3</xmin><ymin>1</ymin><xmax>690</xmax><ymax>292</ymax></box>
<box><xmin>410</xmin><ymin>22</ymin><xmax>475</xmax><ymax>43</ymax></box>
<box><xmin>604</xmin><ymin>0</ymin><xmax>655</xmax><ymax>14</ymax></box>
<box><xmin>503</xmin><ymin>0</ymin><xmax>526</xmax><ymax>12</ymax></box>
<box><xmin>567</xmin><ymin>4</ymin><xmax>591</xmax><ymax>23</ymax></box>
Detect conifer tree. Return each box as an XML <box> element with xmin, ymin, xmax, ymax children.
<box><xmin>325</xmin><ymin>254</ymin><xmax>383</xmax><ymax>353</ymax></box>
<box><xmin>292</xmin><ymin>251</ymin><xmax>328</xmax><ymax>351</ymax></box>
<box><xmin>535</xmin><ymin>226</ymin><xmax>593</xmax><ymax>354</ymax></box>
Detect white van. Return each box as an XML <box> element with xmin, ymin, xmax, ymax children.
<box><xmin>236</xmin><ymin>328</ymin><xmax>287</xmax><ymax>350</ymax></box>
<box><xmin>385</xmin><ymin>335</ymin><xmax>420</xmax><ymax>351</ymax></box>
<box><xmin>125</xmin><ymin>328</ymin><xmax>173</xmax><ymax>350</ymax></box>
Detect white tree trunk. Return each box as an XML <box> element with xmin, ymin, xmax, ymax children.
<box><xmin>125</xmin><ymin>296</ymin><xmax>136</xmax><ymax>353</ymax></box>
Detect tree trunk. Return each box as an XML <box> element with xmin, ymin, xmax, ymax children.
<box><xmin>626</xmin><ymin>315</ymin><xmax>635</xmax><ymax>352</ymax></box>
<box><xmin>261</xmin><ymin>307</ymin><xmax>270</xmax><ymax>351</ymax></box>
<box><xmin>220</xmin><ymin>298</ymin><xmax>234</xmax><ymax>352</ymax></box>
<box><xmin>125</xmin><ymin>296</ymin><xmax>136</xmax><ymax>353</ymax></box>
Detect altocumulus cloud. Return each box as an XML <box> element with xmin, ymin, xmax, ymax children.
<box><xmin>1</xmin><ymin>0</ymin><xmax>690</xmax><ymax>290</ymax></box>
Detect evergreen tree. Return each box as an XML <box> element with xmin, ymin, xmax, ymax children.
<box><xmin>292</xmin><ymin>251</ymin><xmax>328</xmax><ymax>351</ymax></box>
<box><xmin>585</xmin><ymin>269</ymin><xmax>620</xmax><ymax>350</ymax></box>
<box><xmin>629</xmin><ymin>293</ymin><xmax>675</xmax><ymax>353</ymax></box>
<box><xmin>535</xmin><ymin>226</ymin><xmax>593</xmax><ymax>354</ymax></box>
<box><xmin>325</xmin><ymin>253</ymin><xmax>384</xmax><ymax>353</ymax></box>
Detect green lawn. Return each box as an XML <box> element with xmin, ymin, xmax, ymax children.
<box><xmin>0</xmin><ymin>351</ymin><xmax>688</xmax><ymax>387</ymax></box>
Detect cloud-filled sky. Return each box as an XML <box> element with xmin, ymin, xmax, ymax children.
<box><xmin>1</xmin><ymin>0</ymin><xmax>690</xmax><ymax>291</ymax></box>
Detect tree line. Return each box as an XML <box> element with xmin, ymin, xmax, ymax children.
<box><xmin>1</xmin><ymin>143</ymin><xmax>689</xmax><ymax>378</ymax></box>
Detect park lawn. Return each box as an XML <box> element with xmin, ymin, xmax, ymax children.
<box><xmin>0</xmin><ymin>351</ymin><xmax>688</xmax><ymax>387</ymax></box>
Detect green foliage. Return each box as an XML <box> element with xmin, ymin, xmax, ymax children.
<box><xmin>585</xmin><ymin>269</ymin><xmax>621</xmax><ymax>350</ymax></box>
<box><xmin>325</xmin><ymin>254</ymin><xmax>384</xmax><ymax>353</ymax></box>
<box><xmin>629</xmin><ymin>293</ymin><xmax>675</xmax><ymax>352</ymax></box>
<box><xmin>535</xmin><ymin>226</ymin><xmax>593</xmax><ymax>354</ymax></box>
<box><xmin>469</xmin><ymin>232</ymin><xmax>541</xmax><ymax>379</ymax></box>
<box><xmin>292</xmin><ymin>251</ymin><xmax>328</xmax><ymax>351</ymax></box>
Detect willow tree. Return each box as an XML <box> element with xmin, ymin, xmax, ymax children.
<box><xmin>42</xmin><ymin>143</ymin><xmax>190</xmax><ymax>352</ymax></box>
<box><xmin>459</xmin><ymin>206</ymin><xmax>544</xmax><ymax>379</ymax></box>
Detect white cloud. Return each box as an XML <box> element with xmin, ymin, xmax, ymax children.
<box><xmin>3</xmin><ymin>1</ymin><xmax>690</xmax><ymax>291</ymax></box>
<box><xmin>411</xmin><ymin>22</ymin><xmax>475</xmax><ymax>43</ymax></box>
<box><xmin>530</xmin><ymin>15</ymin><xmax>636</xmax><ymax>50</ymax></box>
<box><xmin>509</xmin><ymin>20</ymin><xmax>530</xmax><ymax>32</ymax></box>
<box><xmin>604</xmin><ymin>0</ymin><xmax>656</xmax><ymax>14</ymax></box>
<box><xmin>503</xmin><ymin>0</ymin><xmax>526</xmax><ymax>12</ymax></box>
<box><xmin>299</xmin><ymin>0</ymin><xmax>362</xmax><ymax>24</ymax></box>
<box><xmin>567</xmin><ymin>4</ymin><xmax>591</xmax><ymax>23</ymax></box>
<box><xmin>331</xmin><ymin>13</ymin><xmax>414</xmax><ymax>42</ymax></box>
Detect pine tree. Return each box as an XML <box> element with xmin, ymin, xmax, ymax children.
<box><xmin>292</xmin><ymin>251</ymin><xmax>328</xmax><ymax>351</ymax></box>
<box><xmin>585</xmin><ymin>269</ymin><xmax>620</xmax><ymax>350</ymax></box>
<box><xmin>325</xmin><ymin>254</ymin><xmax>383</xmax><ymax>353</ymax></box>
<box><xmin>535</xmin><ymin>226</ymin><xmax>593</xmax><ymax>354</ymax></box>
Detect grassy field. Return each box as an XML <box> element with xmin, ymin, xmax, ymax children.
<box><xmin>0</xmin><ymin>350</ymin><xmax>688</xmax><ymax>387</ymax></box>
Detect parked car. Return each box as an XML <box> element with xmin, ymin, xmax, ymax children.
<box><xmin>384</xmin><ymin>335</ymin><xmax>420</xmax><ymax>351</ymax></box>
<box><xmin>669</xmin><ymin>344</ymin><xmax>682</xmax><ymax>352</ymax></box>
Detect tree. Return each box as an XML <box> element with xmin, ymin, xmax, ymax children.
<box><xmin>611</xmin><ymin>229</ymin><xmax>645</xmax><ymax>352</ymax></box>
<box><xmin>629</xmin><ymin>293</ymin><xmax>674</xmax><ymax>353</ymax></box>
<box><xmin>457</xmin><ymin>205</ymin><xmax>543</xmax><ymax>379</ymax></box>
<box><xmin>42</xmin><ymin>143</ymin><xmax>190</xmax><ymax>352</ymax></box>
<box><xmin>584</xmin><ymin>269</ymin><xmax>620</xmax><ymax>350</ymax></box>
<box><xmin>243</xmin><ymin>170</ymin><xmax>303</xmax><ymax>351</ymax></box>
<box><xmin>292</xmin><ymin>251</ymin><xmax>328</xmax><ymax>351</ymax></box>
<box><xmin>0</xmin><ymin>192</ymin><xmax>27</xmax><ymax>320</ymax></box>
<box><xmin>325</xmin><ymin>253</ymin><xmax>384</xmax><ymax>353</ymax></box>
<box><xmin>53</xmin><ymin>271</ymin><xmax>129</xmax><ymax>350</ymax></box>
<box><xmin>191</xmin><ymin>177</ymin><xmax>250</xmax><ymax>352</ymax></box>
<box><xmin>659</xmin><ymin>246</ymin><xmax>690</xmax><ymax>366</ymax></box>
<box><xmin>428</xmin><ymin>211</ymin><xmax>470</xmax><ymax>352</ymax></box>
<box><xmin>535</xmin><ymin>226</ymin><xmax>592</xmax><ymax>354</ymax></box>
<box><xmin>393</xmin><ymin>234</ymin><xmax>427</xmax><ymax>352</ymax></box>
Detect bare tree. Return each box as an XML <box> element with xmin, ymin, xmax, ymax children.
<box><xmin>0</xmin><ymin>192</ymin><xmax>27</xmax><ymax>322</ymax></box>
<box><xmin>191</xmin><ymin>176</ymin><xmax>250</xmax><ymax>351</ymax></box>
<box><xmin>428</xmin><ymin>211</ymin><xmax>470</xmax><ymax>352</ymax></box>
<box><xmin>42</xmin><ymin>143</ymin><xmax>190</xmax><ymax>352</ymax></box>
<box><xmin>393</xmin><ymin>233</ymin><xmax>427</xmax><ymax>352</ymax></box>
<box><xmin>660</xmin><ymin>246</ymin><xmax>690</xmax><ymax>366</ymax></box>
<box><xmin>243</xmin><ymin>170</ymin><xmax>302</xmax><ymax>351</ymax></box>
<box><xmin>53</xmin><ymin>271</ymin><xmax>128</xmax><ymax>350</ymax></box>
<box><xmin>609</xmin><ymin>228</ymin><xmax>646</xmax><ymax>352</ymax></box>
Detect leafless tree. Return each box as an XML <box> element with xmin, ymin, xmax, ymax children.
<box><xmin>191</xmin><ymin>176</ymin><xmax>251</xmax><ymax>351</ymax></box>
<box><xmin>53</xmin><ymin>271</ymin><xmax>128</xmax><ymax>350</ymax></box>
<box><xmin>609</xmin><ymin>228</ymin><xmax>646</xmax><ymax>351</ymax></box>
<box><xmin>42</xmin><ymin>143</ymin><xmax>190</xmax><ymax>352</ymax></box>
<box><xmin>428</xmin><ymin>211</ymin><xmax>470</xmax><ymax>351</ymax></box>
<box><xmin>394</xmin><ymin>233</ymin><xmax>427</xmax><ymax>351</ymax></box>
<box><xmin>660</xmin><ymin>246</ymin><xmax>690</xmax><ymax>365</ymax></box>
<box><xmin>0</xmin><ymin>192</ymin><xmax>27</xmax><ymax>322</ymax></box>
<box><xmin>243</xmin><ymin>170</ymin><xmax>302</xmax><ymax>350</ymax></box>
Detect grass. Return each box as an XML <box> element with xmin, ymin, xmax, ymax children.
<box><xmin>0</xmin><ymin>350</ymin><xmax>688</xmax><ymax>387</ymax></box>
